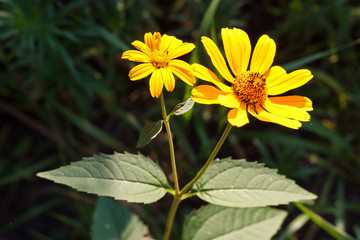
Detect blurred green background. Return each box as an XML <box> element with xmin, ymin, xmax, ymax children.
<box><xmin>1</xmin><ymin>0</ymin><xmax>360</xmax><ymax>239</ymax></box>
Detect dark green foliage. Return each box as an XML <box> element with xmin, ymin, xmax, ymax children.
<box><xmin>1</xmin><ymin>0</ymin><xmax>360</xmax><ymax>239</ymax></box>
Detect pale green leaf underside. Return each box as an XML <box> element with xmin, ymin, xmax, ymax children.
<box><xmin>193</xmin><ymin>159</ymin><xmax>317</xmax><ymax>208</ymax></box>
<box><xmin>169</xmin><ymin>97</ymin><xmax>195</xmax><ymax>117</ymax></box>
<box><xmin>37</xmin><ymin>152</ymin><xmax>170</xmax><ymax>203</ymax></box>
<box><xmin>137</xmin><ymin>120</ymin><xmax>163</xmax><ymax>147</ymax></box>
<box><xmin>182</xmin><ymin>204</ymin><xmax>287</xmax><ymax>240</ymax></box>
<box><xmin>92</xmin><ymin>197</ymin><xmax>150</xmax><ymax>240</ymax></box>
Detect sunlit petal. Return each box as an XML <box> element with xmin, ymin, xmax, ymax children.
<box><xmin>250</xmin><ymin>34</ymin><xmax>276</xmax><ymax>74</ymax></box>
<box><xmin>168</xmin><ymin>60</ymin><xmax>195</xmax><ymax>85</ymax></box>
<box><xmin>167</xmin><ymin>37</ymin><xmax>183</xmax><ymax>54</ymax></box>
<box><xmin>131</xmin><ymin>40</ymin><xmax>151</xmax><ymax>54</ymax></box>
<box><xmin>191</xmin><ymin>85</ymin><xmax>222</xmax><ymax>105</ymax></box>
<box><xmin>218</xmin><ymin>93</ymin><xmax>241</xmax><ymax>108</ymax></box>
<box><xmin>162</xmin><ymin>68</ymin><xmax>176</xmax><ymax>92</ymax></box>
<box><xmin>222</xmin><ymin>28</ymin><xmax>251</xmax><ymax>75</ymax></box>
<box><xmin>192</xmin><ymin>63</ymin><xmax>233</xmax><ymax>92</ymax></box>
<box><xmin>168</xmin><ymin>43</ymin><xmax>195</xmax><ymax>59</ymax></box>
<box><xmin>264</xmin><ymin>98</ymin><xmax>311</xmax><ymax>121</ymax></box>
<box><xmin>249</xmin><ymin>106</ymin><xmax>302</xmax><ymax>129</ymax></box>
<box><xmin>128</xmin><ymin>63</ymin><xmax>154</xmax><ymax>81</ymax></box>
<box><xmin>121</xmin><ymin>50</ymin><xmax>149</xmax><ymax>62</ymax></box>
<box><xmin>144</xmin><ymin>32</ymin><xmax>154</xmax><ymax>51</ymax></box>
<box><xmin>160</xmin><ymin>34</ymin><xmax>172</xmax><ymax>52</ymax></box>
<box><xmin>268</xmin><ymin>96</ymin><xmax>313</xmax><ymax>111</ymax></box>
<box><xmin>227</xmin><ymin>103</ymin><xmax>249</xmax><ymax>127</ymax></box>
<box><xmin>267</xmin><ymin>69</ymin><xmax>313</xmax><ymax>95</ymax></box>
<box><xmin>264</xmin><ymin>66</ymin><xmax>287</xmax><ymax>85</ymax></box>
<box><xmin>153</xmin><ymin>32</ymin><xmax>161</xmax><ymax>50</ymax></box>
<box><xmin>201</xmin><ymin>36</ymin><xmax>235</xmax><ymax>83</ymax></box>
<box><xmin>149</xmin><ymin>69</ymin><xmax>164</xmax><ymax>98</ymax></box>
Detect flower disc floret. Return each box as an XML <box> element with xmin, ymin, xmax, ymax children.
<box><xmin>234</xmin><ymin>71</ymin><xmax>267</xmax><ymax>106</ymax></box>
<box><xmin>149</xmin><ymin>50</ymin><xmax>169</xmax><ymax>69</ymax></box>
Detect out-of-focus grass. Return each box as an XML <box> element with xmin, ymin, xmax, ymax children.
<box><xmin>1</xmin><ymin>0</ymin><xmax>360</xmax><ymax>239</ymax></box>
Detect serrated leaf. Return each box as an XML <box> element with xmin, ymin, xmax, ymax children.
<box><xmin>192</xmin><ymin>159</ymin><xmax>317</xmax><ymax>207</ymax></box>
<box><xmin>169</xmin><ymin>97</ymin><xmax>195</xmax><ymax>117</ymax></box>
<box><xmin>92</xmin><ymin>197</ymin><xmax>150</xmax><ymax>240</ymax></box>
<box><xmin>137</xmin><ymin>120</ymin><xmax>163</xmax><ymax>147</ymax></box>
<box><xmin>37</xmin><ymin>152</ymin><xmax>170</xmax><ymax>203</ymax></box>
<box><xmin>182</xmin><ymin>204</ymin><xmax>287</xmax><ymax>240</ymax></box>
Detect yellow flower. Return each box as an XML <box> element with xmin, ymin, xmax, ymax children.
<box><xmin>191</xmin><ymin>28</ymin><xmax>313</xmax><ymax>129</ymax></box>
<box><xmin>122</xmin><ymin>32</ymin><xmax>196</xmax><ymax>98</ymax></box>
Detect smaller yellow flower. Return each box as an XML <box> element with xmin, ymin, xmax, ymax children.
<box><xmin>122</xmin><ymin>32</ymin><xmax>196</xmax><ymax>98</ymax></box>
<box><xmin>191</xmin><ymin>28</ymin><xmax>313</xmax><ymax>129</ymax></box>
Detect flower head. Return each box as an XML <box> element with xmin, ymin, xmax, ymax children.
<box><xmin>122</xmin><ymin>32</ymin><xmax>196</xmax><ymax>98</ymax></box>
<box><xmin>191</xmin><ymin>28</ymin><xmax>313</xmax><ymax>129</ymax></box>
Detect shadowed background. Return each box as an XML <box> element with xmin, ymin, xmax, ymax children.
<box><xmin>1</xmin><ymin>0</ymin><xmax>360</xmax><ymax>239</ymax></box>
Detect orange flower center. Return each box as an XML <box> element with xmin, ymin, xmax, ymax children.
<box><xmin>149</xmin><ymin>50</ymin><xmax>169</xmax><ymax>69</ymax></box>
<box><xmin>233</xmin><ymin>71</ymin><xmax>267</xmax><ymax>107</ymax></box>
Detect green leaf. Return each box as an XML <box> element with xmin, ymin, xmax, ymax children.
<box><xmin>37</xmin><ymin>152</ymin><xmax>170</xmax><ymax>204</ymax></box>
<box><xmin>192</xmin><ymin>159</ymin><xmax>317</xmax><ymax>207</ymax></box>
<box><xmin>92</xmin><ymin>197</ymin><xmax>150</xmax><ymax>240</ymax></box>
<box><xmin>182</xmin><ymin>204</ymin><xmax>287</xmax><ymax>240</ymax></box>
<box><xmin>168</xmin><ymin>97</ymin><xmax>195</xmax><ymax>118</ymax></box>
<box><xmin>136</xmin><ymin>120</ymin><xmax>163</xmax><ymax>147</ymax></box>
<box><xmin>294</xmin><ymin>202</ymin><xmax>355</xmax><ymax>240</ymax></box>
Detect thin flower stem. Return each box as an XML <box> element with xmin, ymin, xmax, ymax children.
<box><xmin>180</xmin><ymin>123</ymin><xmax>232</xmax><ymax>195</ymax></box>
<box><xmin>162</xmin><ymin>196</ymin><xmax>181</xmax><ymax>240</ymax></box>
<box><xmin>160</xmin><ymin>92</ymin><xmax>180</xmax><ymax>194</ymax></box>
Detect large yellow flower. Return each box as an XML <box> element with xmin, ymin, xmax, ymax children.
<box><xmin>191</xmin><ymin>28</ymin><xmax>313</xmax><ymax>129</ymax></box>
<box><xmin>122</xmin><ymin>32</ymin><xmax>196</xmax><ymax>98</ymax></box>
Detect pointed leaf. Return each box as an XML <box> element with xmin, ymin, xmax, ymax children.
<box><xmin>137</xmin><ymin>120</ymin><xmax>163</xmax><ymax>147</ymax></box>
<box><xmin>182</xmin><ymin>204</ymin><xmax>287</xmax><ymax>240</ymax></box>
<box><xmin>192</xmin><ymin>159</ymin><xmax>317</xmax><ymax>207</ymax></box>
<box><xmin>92</xmin><ymin>197</ymin><xmax>150</xmax><ymax>240</ymax></box>
<box><xmin>169</xmin><ymin>97</ymin><xmax>195</xmax><ymax>117</ymax></box>
<box><xmin>37</xmin><ymin>152</ymin><xmax>170</xmax><ymax>203</ymax></box>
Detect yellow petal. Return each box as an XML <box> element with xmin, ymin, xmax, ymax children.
<box><xmin>128</xmin><ymin>63</ymin><xmax>154</xmax><ymax>81</ymax></box>
<box><xmin>168</xmin><ymin>60</ymin><xmax>195</xmax><ymax>85</ymax></box>
<box><xmin>168</xmin><ymin>43</ymin><xmax>195</xmax><ymax>59</ymax></box>
<box><xmin>192</xmin><ymin>63</ymin><xmax>233</xmax><ymax>92</ymax></box>
<box><xmin>162</xmin><ymin>68</ymin><xmax>176</xmax><ymax>92</ymax></box>
<box><xmin>131</xmin><ymin>40</ymin><xmax>151</xmax><ymax>54</ymax></box>
<box><xmin>167</xmin><ymin>37</ymin><xmax>183</xmax><ymax>54</ymax></box>
<box><xmin>218</xmin><ymin>93</ymin><xmax>240</xmax><ymax>108</ymax></box>
<box><xmin>144</xmin><ymin>32</ymin><xmax>154</xmax><ymax>51</ymax></box>
<box><xmin>222</xmin><ymin>28</ymin><xmax>251</xmax><ymax>75</ymax></box>
<box><xmin>248</xmin><ymin>106</ymin><xmax>302</xmax><ymax>129</ymax></box>
<box><xmin>264</xmin><ymin>98</ymin><xmax>311</xmax><ymax>122</ymax></box>
<box><xmin>267</xmin><ymin>69</ymin><xmax>313</xmax><ymax>95</ymax></box>
<box><xmin>159</xmin><ymin>34</ymin><xmax>172</xmax><ymax>52</ymax></box>
<box><xmin>265</xmin><ymin>66</ymin><xmax>287</xmax><ymax>86</ymax></box>
<box><xmin>268</xmin><ymin>96</ymin><xmax>313</xmax><ymax>111</ymax></box>
<box><xmin>227</xmin><ymin>103</ymin><xmax>249</xmax><ymax>127</ymax></box>
<box><xmin>250</xmin><ymin>34</ymin><xmax>276</xmax><ymax>75</ymax></box>
<box><xmin>191</xmin><ymin>85</ymin><xmax>222</xmax><ymax>105</ymax></box>
<box><xmin>149</xmin><ymin>69</ymin><xmax>164</xmax><ymax>98</ymax></box>
<box><xmin>121</xmin><ymin>50</ymin><xmax>149</xmax><ymax>62</ymax></box>
<box><xmin>201</xmin><ymin>36</ymin><xmax>235</xmax><ymax>83</ymax></box>
<box><xmin>153</xmin><ymin>32</ymin><xmax>161</xmax><ymax>51</ymax></box>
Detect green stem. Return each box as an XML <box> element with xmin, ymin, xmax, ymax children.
<box><xmin>162</xmin><ymin>196</ymin><xmax>181</xmax><ymax>240</ymax></box>
<box><xmin>180</xmin><ymin>123</ymin><xmax>232</xmax><ymax>195</ymax></box>
<box><xmin>162</xmin><ymin>122</ymin><xmax>232</xmax><ymax>240</ymax></box>
<box><xmin>160</xmin><ymin>93</ymin><xmax>180</xmax><ymax>194</ymax></box>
